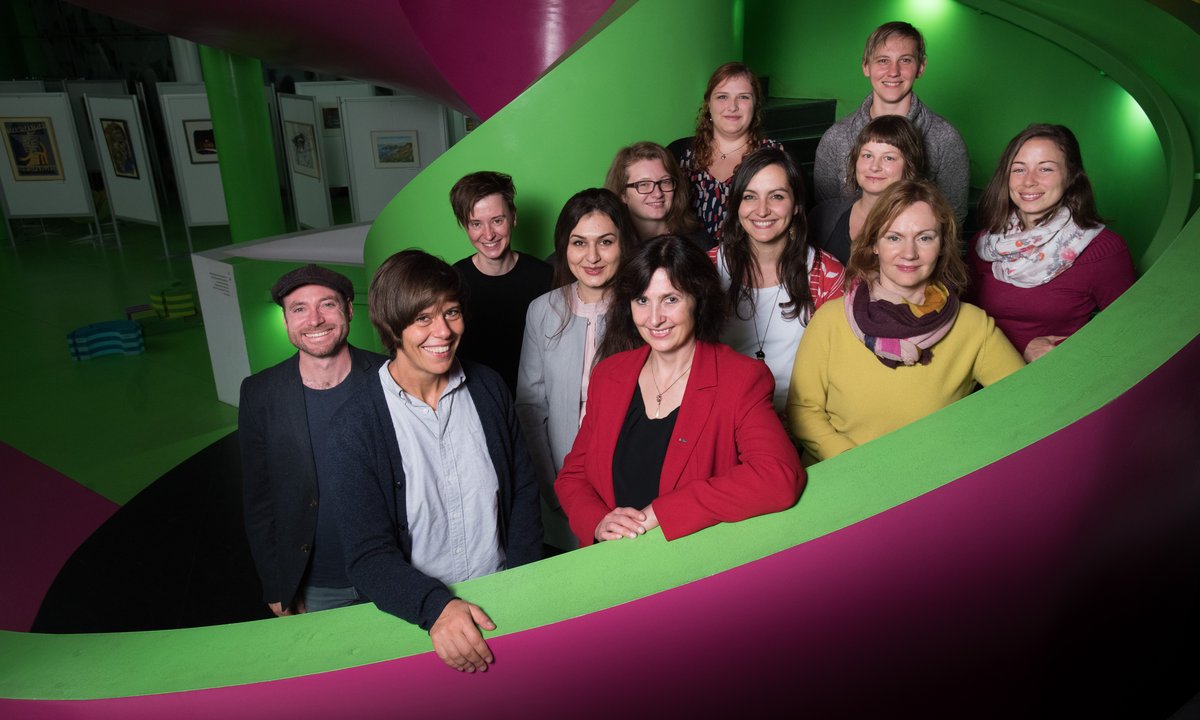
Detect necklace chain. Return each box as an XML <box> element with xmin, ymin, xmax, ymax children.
<box><xmin>750</xmin><ymin>283</ymin><xmax>785</xmax><ymax>361</ymax></box>
<box><xmin>717</xmin><ymin>137</ymin><xmax>749</xmax><ymax>161</ymax></box>
<box><xmin>649</xmin><ymin>354</ymin><xmax>692</xmax><ymax>419</ymax></box>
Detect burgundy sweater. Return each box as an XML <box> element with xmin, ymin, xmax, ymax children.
<box><xmin>969</xmin><ymin>227</ymin><xmax>1136</xmax><ymax>354</ymax></box>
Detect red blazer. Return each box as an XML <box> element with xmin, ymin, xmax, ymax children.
<box><xmin>555</xmin><ymin>341</ymin><xmax>804</xmax><ymax>546</ymax></box>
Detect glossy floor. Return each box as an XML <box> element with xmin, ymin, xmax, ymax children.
<box><xmin>1</xmin><ymin>214</ymin><xmax>239</xmax><ymax>504</ymax></box>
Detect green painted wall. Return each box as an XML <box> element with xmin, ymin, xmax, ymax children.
<box><xmin>363</xmin><ymin>0</ymin><xmax>737</xmax><ymax>271</ymax></box>
<box><xmin>232</xmin><ymin>259</ymin><xmax>382</xmax><ymax>374</ymax></box>
<box><xmin>744</xmin><ymin>0</ymin><xmax>1168</xmax><ymax>264</ymax></box>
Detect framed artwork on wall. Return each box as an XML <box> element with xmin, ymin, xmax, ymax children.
<box><xmin>183</xmin><ymin>119</ymin><xmax>217</xmax><ymax>164</ymax></box>
<box><xmin>284</xmin><ymin>120</ymin><xmax>320</xmax><ymax>180</ymax></box>
<box><xmin>2</xmin><ymin>116</ymin><xmax>64</xmax><ymax>181</ymax></box>
<box><xmin>320</xmin><ymin>104</ymin><xmax>341</xmax><ymax>130</ymax></box>
<box><xmin>100</xmin><ymin>118</ymin><xmax>138</xmax><ymax>179</ymax></box>
<box><xmin>371</xmin><ymin>130</ymin><xmax>419</xmax><ymax>169</ymax></box>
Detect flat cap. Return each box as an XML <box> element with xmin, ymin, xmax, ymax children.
<box><xmin>270</xmin><ymin>264</ymin><xmax>354</xmax><ymax>306</ymax></box>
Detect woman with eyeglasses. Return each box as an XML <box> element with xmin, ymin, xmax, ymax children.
<box><xmin>516</xmin><ymin>189</ymin><xmax>639</xmax><ymax>551</ymax></box>
<box><xmin>668</xmin><ymin>62</ymin><xmax>784</xmax><ymax>242</ymax></box>
<box><xmin>605</xmin><ymin>141</ymin><xmax>712</xmax><ymax>250</ymax></box>
<box><xmin>555</xmin><ymin>235</ymin><xmax>802</xmax><ymax>545</ymax></box>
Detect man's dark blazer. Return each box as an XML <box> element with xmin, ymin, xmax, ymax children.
<box><xmin>238</xmin><ymin>345</ymin><xmax>387</xmax><ymax>609</ymax></box>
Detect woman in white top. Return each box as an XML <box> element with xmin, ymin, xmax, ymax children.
<box><xmin>516</xmin><ymin>188</ymin><xmax>638</xmax><ymax>551</ymax></box>
<box><xmin>712</xmin><ymin>146</ymin><xmax>846</xmax><ymax>416</ymax></box>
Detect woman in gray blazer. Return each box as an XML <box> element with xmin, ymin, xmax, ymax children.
<box><xmin>516</xmin><ymin>189</ymin><xmax>639</xmax><ymax>551</ymax></box>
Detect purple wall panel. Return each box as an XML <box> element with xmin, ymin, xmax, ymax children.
<box><xmin>0</xmin><ymin>445</ymin><xmax>118</xmax><ymax>631</ymax></box>
<box><xmin>67</xmin><ymin>0</ymin><xmax>615</xmax><ymax>119</ymax></box>
<box><xmin>8</xmin><ymin>338</ymin><xmax>1198</xmax><ymax>717</ymax></box>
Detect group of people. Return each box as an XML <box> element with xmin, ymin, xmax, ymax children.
<box><xmin>238</xmin><ymin>19</ymin><xmax>1136</xmax><ymax>675</ymax></box>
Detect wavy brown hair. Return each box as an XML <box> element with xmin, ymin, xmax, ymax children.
<box><xmin>604</xmin><ymin>141</ymin><xmax>701</xmax><ymax>237</ymax></box>
<box><xmin>689</xmin><ymin>62</ymin><xmax>766</xmax><ymax>170</ymax></box>
<box><xmin>598</xmin><ymin>235</ymin><xmax>726</xmax><ymax>360</ymax></box>
<box><xmin>977</xmin><ymin>123</ymin><xmax>1104</xmax><ymax>233</ymax></box>
<box><xmin>847</xmin><ymin>180</ymin><xmax>969</xmax><ymax>295</ymax></box>
<box><xmin>717</xmin><ymin>146</ymin><xmax>812</xmax><ymax>321</ymax></box>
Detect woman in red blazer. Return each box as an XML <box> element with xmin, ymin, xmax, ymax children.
<box><xmin>555</xmin><ymin>235</ymin><xmax>804</xmax><ymax>546</ymax></box>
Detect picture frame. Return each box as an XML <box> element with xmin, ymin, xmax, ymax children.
<box><xmin>370</xmin><ymin>130</ymin><xmax>420</xmax><ymax>169</ymax></box>
<box><xmin>182</xmin><ymin>119</ymin><xmax>217</xmax><ymax>164</ymax></box>
<box><xmin>284</xmin><ymin>120</ymin><xmax>320</xmax><ymax>180</ymax></box>
<box><xmin>99</xmin><ymin>117</ymin><xmax>138</xmax><ymax>180</ymax></box>
<box><xmin>320</xmin><ymin>104</ymin><xmax>341</xmax><ymax>131</ymax></box>
<box><xmin>2</xmin><ymin>116</ymin><xmax>64</xmax><ymax>181</ymax></box>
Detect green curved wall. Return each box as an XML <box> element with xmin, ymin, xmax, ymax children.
<box><xmin>362</xmin><ymin>0</ymin><xmax>736</xmax><ymax>269</ymax></box>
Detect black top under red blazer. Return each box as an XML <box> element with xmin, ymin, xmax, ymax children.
<box><xmin>555</xmin><ymin>341</ymin><xmax>804</xmax><ymax>546</ymax></box>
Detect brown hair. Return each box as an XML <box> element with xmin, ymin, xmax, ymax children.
<box><xmin>847</xmin><ymin>180</ymin><xmax>969</xmax><ymax>295</ymax></box>
<box><xmin>977</xmin><ymin>123</ymin><xmax>1104</xmax><ymax>233</ymax></box>
<box><xmin>604</xmin><ymin>141</ymin><xmax>701</xmax><ymax>237</ymax></box>
<box><xmin>689</xmin><ymin>62</ymin><xmax>766</xmax><ymax>170</ymax></box>
<box><xmin>448</xmin><ymin>171</ymin><xmax>516</xmax><ymax>228</ymax></box>
<box><xmin>598</xmin><ymin>235</ymin><xmax>726</xmax><ymax>360</ymax></box>
<box><xmin>862</xmin><ymin>21</ymin><xmax>926</xmax><ymax>67</ymax></box>
<box><xmin>845</xmin><ymin>115</ymin><xmax>927</xmax><ymax>193</ymax></box>
<box><xmin>368</xmin><ymin>250</ymin><xmax>464</xmax><ymax>355</ymax></box>
<box><xmin>717</xmin><ymin>146</ymin><xmax>813</xmax><ymax>321</ymax></box>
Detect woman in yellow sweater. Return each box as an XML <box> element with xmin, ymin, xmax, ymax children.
<box><xmin>787</xmin><ymin>180</ymin><xmax>1023</xmax><ymax>461</ymax></box>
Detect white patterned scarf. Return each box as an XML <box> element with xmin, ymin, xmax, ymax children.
<box><xmin>975</xmin><ymin>207</ymin><xmax>1104</xmax><ymax>288</ymax></box>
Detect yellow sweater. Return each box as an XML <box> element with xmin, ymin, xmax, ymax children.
<box><xmin>787</xmin><ymin>297</ymin><xmax>1024</xmax><ymax>461</ymax></box>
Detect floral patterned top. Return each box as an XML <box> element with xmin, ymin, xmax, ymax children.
<box><xmin>678</xmin><ymin>137</ymin><xmax>784</xmax><ymax>241</ymax></box>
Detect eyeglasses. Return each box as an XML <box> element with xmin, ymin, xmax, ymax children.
<box><xmin>625</xmin><ymin>178</ymin><xmax>676</xmax><ymax>195</ymax></box>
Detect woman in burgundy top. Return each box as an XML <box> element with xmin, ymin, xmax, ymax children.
<box><xmin>971</xmin><ymin>124</ymin><xmax>1135</xmax><ymax>362</ymax></box>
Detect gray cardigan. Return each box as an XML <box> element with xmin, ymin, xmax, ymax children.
<box><xmin>515</xmin><ymin>288</ymin><xmax>605</xmax><ymax>550</ymax></box>
<box><xmin>813</xmin><ymin>92</ymin><xmax>969</xmax><ymax>224</ymax></box>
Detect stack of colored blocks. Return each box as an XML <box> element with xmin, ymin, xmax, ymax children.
<box><xmin>67</xmin><ymin>320</ymin><xmax>145</xmax><ymax>361</ymax></box>
<box><xmin>150</xmin><ymin>287</ymin><xmax>196</xmax><ymax>319</ymax></box>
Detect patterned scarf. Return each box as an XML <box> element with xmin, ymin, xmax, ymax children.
<box><xmin>844</xmin><ymin>278</ymin><xmax>959</xmax><ymax>368</ymax></box>
<box><xmin>975</xmin><ymin>207</ymin><xmax>1104</xmax><ymax>288</ymax></box>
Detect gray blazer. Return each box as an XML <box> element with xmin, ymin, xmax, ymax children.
<box><xmin>516</xmin><ymin>287</ymin><xmax>605</xmax><ymax>550</ymax></box>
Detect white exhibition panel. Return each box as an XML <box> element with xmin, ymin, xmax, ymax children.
<box><xmin>0</xmin><ymin>93</ymin><xmax>94</xmax><ymax>218</ymax></box>
<box><xmin>278</xmin><ymin>93</ymin><xmax>331</xmax><ymax>229</ymax></box>
<box><xmin>64</xmin><ymin>80</ymin><xmax>126</xmax><ymax>173</ymax></box>
<box><xmin>193</xmin><ymin>222</ymin><xmax>369</xmax><ymax>405</ymax></box>
<box><xmin>85</xmin><ymin>94</ymin><xmax>159</xmax><ymax>226</ymax></box>
<box><xmin>0</xmin><ymin>80</ymin><xmax>46</xmax><ymax>93</ymax></box>
<box><xmin>342</xmin><ymin>96</ymin><xmax>449</xmax><ymax>223</ymax></box>
<box><xmin>293</xmin><ymin>81</ymin><xmax>372</xmax><ymax>188</ymax></box>
<box><xmin>192</xmin><ymin>253</ymin><xmax>251</xmax><ymax>406</ymax></box>
<box><xmin>160</xmin><ymin>92</ymin><xmax>228</xmax><ymax>226</ymax></box>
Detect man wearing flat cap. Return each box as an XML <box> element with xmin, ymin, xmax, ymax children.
<box><xmin>239</xmin><ymin>264</ymin><xmax>387</xmax><ymax>615</ymax></box>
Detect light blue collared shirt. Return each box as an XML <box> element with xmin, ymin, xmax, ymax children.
<box><xmin>378</xmin><ymin>361</ymin><xmax>504</xmax><ymax>585</ymax></box>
